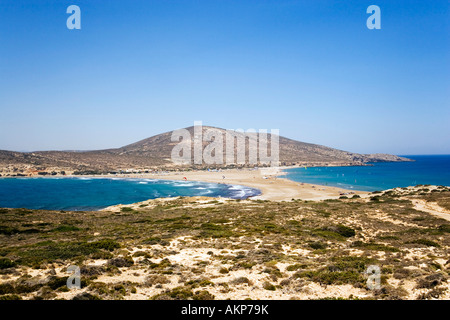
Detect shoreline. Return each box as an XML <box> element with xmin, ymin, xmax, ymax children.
<box><xmin>85</xmin><ymin>167</ymin><xmax>368</xmax><ymax>202</ymax></box>
<box><xmin>0</xmin><ymin>167</ymin><xmax>369</xmax><ymax>211</ymax></box>
<box><xmin>0</xmin><ymin>167</ymin><xmax>369</xmax><ymax>202</ymax></box>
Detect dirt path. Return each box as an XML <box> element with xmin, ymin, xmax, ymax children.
<box><xmin>410</xmin><ymin>199</ymin><xmax>450</xmax><ymax>222</ymax></box>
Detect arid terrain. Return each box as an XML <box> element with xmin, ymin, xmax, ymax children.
<box><xmin>0</xmin><ymin>126</ymin><xmax>411</xmax><ymax>177</ymax></box>
<box><xmin>0</xmin><ymin>185</ymin><xmax>449</xmax><ymax>300</ymax></box>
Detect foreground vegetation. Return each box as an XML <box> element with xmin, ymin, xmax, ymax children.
<box><xmin>0</xmin><ymin>186</ymin><xmax>449</xmax><ymax>300</ymax></box>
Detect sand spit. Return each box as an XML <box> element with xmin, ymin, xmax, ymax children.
<box><xmin>93</xmin><ymin>167</ymin><xmax>367</xmax><ymax>206</ymax></box>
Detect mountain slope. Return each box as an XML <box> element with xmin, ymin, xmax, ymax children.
<box><xmin>0</xmin><ymin>125</ymin><xmax>411</xmax><ymax>176</ymax></box>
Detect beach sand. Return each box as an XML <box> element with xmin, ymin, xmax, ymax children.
<box><xmin>98</xmin><ymin>167</ymin><xmax>367</xmax><ymax>201</ymax></box>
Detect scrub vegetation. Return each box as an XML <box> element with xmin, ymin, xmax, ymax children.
<box><xmin>0</xmin><ymin>186</ymin><xmax>449</xmax><ymax>300</ymax></box>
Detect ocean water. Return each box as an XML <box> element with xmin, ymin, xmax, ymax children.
<box><xmin>0</xmin><ymin>177</ymin><xmax>260</xmax><ymax>211</ymax></box>
<box><xmin>284</xmin><ymin>155</ymin><xmax>450</xmax><ymax>192</ymax></box>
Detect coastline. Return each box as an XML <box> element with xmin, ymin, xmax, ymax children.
<box><xmin>0</xmin><ymin>167</ymin><xmax>368</xmax><ymax>211</ymax></box>
<box><xmin>86</xmin><ymin>166</ymin><xmax>367</xmax><ymax>202</ymax></box>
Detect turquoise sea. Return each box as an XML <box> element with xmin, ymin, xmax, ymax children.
<box><xmin>0</xmin><ymin>178</ymin><xmax>260</xmax><ymax>211</ymax></box>
<box><xmin>1</xmin><ymin>155</ymin><xmax>449</xmax><ymax>211</ymax></box>
<box><xmin>284</xmin><ymin>155</ymin><xmax>450</xmax><ymax>192</ymax></box>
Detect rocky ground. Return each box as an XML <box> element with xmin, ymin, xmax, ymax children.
<box><xmin>0</xmin><ymin>185</ymin><xmax>449</xmax><ymax>300</ymax></box>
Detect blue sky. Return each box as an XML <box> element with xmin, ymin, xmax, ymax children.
<box><xmin>0</xmin><ymin>0</ymin><xmax>449</xmax><ymax>155</ymax></box>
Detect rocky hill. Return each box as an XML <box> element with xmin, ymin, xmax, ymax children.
<box><xmin>0</xmin><ymin>126</ymin><xmax>411</xmax><ymax>176</ymax></box>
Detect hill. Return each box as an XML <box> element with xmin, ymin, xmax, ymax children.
<box><xmin>0</xmin><ymin>125</ymin><xmax>411</xmax><ymax>176</ymax></box>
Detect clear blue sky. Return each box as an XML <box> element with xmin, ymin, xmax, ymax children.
<box><xmin>0</xmin><ymin>0</ymin><xmax>449</xmax><ymax>155</ymax></box>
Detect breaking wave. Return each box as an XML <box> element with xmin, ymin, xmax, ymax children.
<box><xmin>0</xmin><ymin>177</ymin><xmax>261</xmax><ymax>211</ymax></box>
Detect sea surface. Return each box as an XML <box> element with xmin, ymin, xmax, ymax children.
<box><xmin>0</xmin><ymin>177</ymin><xmax>261</xmax><ymax>211</ymax></box>
<box><xmin>284</xmin><ymin>155</ymin><xmax>450</xmax><ymax>192</ymax></box>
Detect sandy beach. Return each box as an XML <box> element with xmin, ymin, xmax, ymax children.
<box><xmin>94</xmin><ymin>167</ymin><xmax>367</xmax><ymax>201</ymax></box>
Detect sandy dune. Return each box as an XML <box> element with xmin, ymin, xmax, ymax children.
<box><xmin>410</xmin><ymin>199</ymin><xmax>450</xmax><ymax>222</ymax></box>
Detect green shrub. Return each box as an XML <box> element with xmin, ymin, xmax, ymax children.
<box><xmin>0</xmin><ymin>226</ymin><xmax>18</xmax><ymax>235</ymax></box>
<box><xmin>262</xmin><ymin>281</ymin><xmax>276</xmax><ymax>291</ymax></box>
<box><xmin>143</xmin><ymin>237</ymin><xmax>170</xmax><ymax>245</ymax></box>
<box><xmin>309</xmin><ymin>242</ymin><xmax>327</xmax><ymax>250</ymax></box>
<box><xmin>51</xmin><ymin>225</ymin><xmax>81</xmax><ymax>232</ymax></box>
<box><xmin>193</xmin><ymin>290</ymin><xmax>215</xmax><ymax>300</ymax></box>
<box><xmin>315</xmin><ymin>210</ymin><xmax>331</xmax><ymax>217</ymax></box>
<box><xmin>335</xmin><ymin>225</ymin><xmax>356</xmax><ymax>237</ymax></box>
<box><xmin>148</xmin><ymin>258</ymin><xmax>172</xmax><ymax>270</ymax></box>
<box><xmin>230</xmin><ymin>277</ymin><xmax>253</xmax><ymax>286</ymax></box>
<box><xmin>47</xmin><ymin>276</ymin><xmax>69</xmax><ymax>290</ymax></box>
<box><xmin>89</xmin><ymin>239</ymin><xmax>121</xmax><ymax>251</ymax></box>
<box><xmin>295</xmin><ymin>269</ymin><xmax>362</xmax><ymax>285</ymax></box>
<box><xmin>151</xmin><ymin>286</ymin><xmax>195</xmax><ymax>300</ymax></box>
<box><xmin>0</xmin><ymin>283</ymin><xmax>15</xmax><ymax>295</ymax></box>
<box><xmin>352</xmin><ymin>241</ymin><xmax>401</xmax><ymax>252</ymax></box>
<box><xmin>132</xmin><ymin>251</ymin><xmax>152</xmax><ymax>258</ymax></box>
<box><xmin>199</xmin><ymin>223</ymin><xmax>233</xmax><ymax>238</ymax></box>
<box><xmin>15</xmin><ymin>239</ymin><xmax>120</xmax><ymax>266</ymax></box>
<box><xmin>336</xmin><ymin>255</ymin><xmax>375</xmax><ymax>267</ymax></box>
<box><xmin>90</xmin><ymin>251</ymin><xmax>113</xmax><ymax>260</ymax></box>
<box><xmin>17</xmin><ymin>242</ymin><xmax>96</xmax><ymax>265</ymax></box>
<box><xmin>416</xmin><ymin>273</ymin><xmax>445</xmax><ymax>289</ymax></box>
<box><xmin>0</xmin><ymin>258</ymin><xmax>16</xmax><ymax>269</ymax></box>
<box><xmin>108</xmin><ymin>256</ymin><xmax>134</xmax><ymax>267</ymax></box>
<box><xmin>314</xmin><ymin>224</ymin><xmax>355</xmax><ymax>240</ymax></box>
<box><xmin>185</xmin><ymin>279</ymin><xmax>214</xmax><ymax>288</ymax></box>
<box><xmin>286</xmin><ymin>264</ymin><xmax>306</xmax><ymax>272</ymax></box>
<box><xmin>409</xmin><ymin>239</ymin><xmax>440</xmax><ymax>247</ymax></box>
